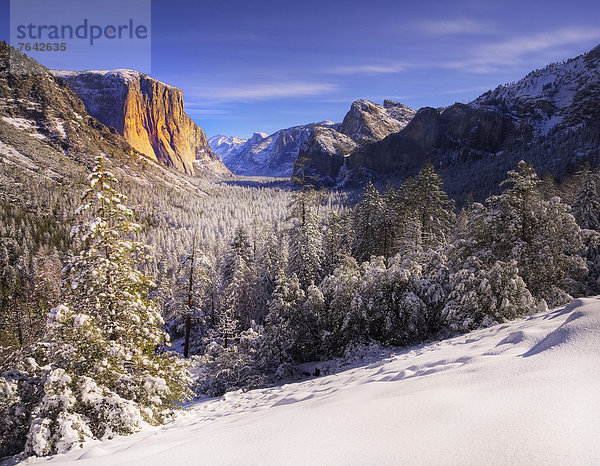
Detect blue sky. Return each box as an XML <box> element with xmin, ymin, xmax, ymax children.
<box><xmin>2</xmin><ymin>0</ymin><xmax>600</xmax><ymax>138</ymax></box>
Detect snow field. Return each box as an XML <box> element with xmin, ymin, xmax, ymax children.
<box><xmin>25</xmin><ymin>297</ymin><xmax>600</xmax><ymax>465</ymax></box>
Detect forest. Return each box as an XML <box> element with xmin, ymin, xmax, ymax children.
<box><xmin>1</xmin><ymin>155</ymin><xmax>599</xmax><ymax>458</ymax></box>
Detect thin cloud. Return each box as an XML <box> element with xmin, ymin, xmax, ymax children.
<box><xmin>326</xmin><ymin>62</ymin><xmax>410</xmax><ymax>75</ymax></box>
<box><xmin>418</xmin><ymin>18</ymin><xmax>497</xmax><ymax>36</ymax></box>
<box><xmin>190</xmin><ymin>82</ymin><xmax>337</xmax><ymax>102</ymax></box>
<box><xmin>443</xmin><ymin>27</ymin><xmax>600</xmax><ymax>72</ymax></box>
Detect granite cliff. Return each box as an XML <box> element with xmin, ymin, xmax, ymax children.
<box><xmin>53</xmin><ymin>69</ymin><xmax>229</xmax><ymax>176</ymax></box>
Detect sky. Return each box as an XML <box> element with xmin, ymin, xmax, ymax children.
<box><xmin>2</xmin><ymin>0</ymin><xmax>600</xmax><ymax>139</ymax></box>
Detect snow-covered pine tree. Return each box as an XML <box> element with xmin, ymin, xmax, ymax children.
<box><xmin>322</xmin><ymin>210</ymin><xmax>353</xmax><ymax>276</ymax></box>
<box><xmin>287</xmin><ymin>190</ymin><xmax>324</xmax><ymax>289</ymax></box>
<box><xmin>380</xmin><ymin>184</ymin><xmax>399</xmax><ymax>258</ymax></box>
<box><xmin>12</xmin><ymin>156</ymin><xmax>192</xmax><ymax>456</ymax></box>
<box><xmin>414</xmin><ymin>161</ymin><xmax>456</xmax><ymax>251</ymax></box>
<box><xmin>167</xmin><ymin>238</ymin><xmax>210</xmax><ymax>358</ymax></box>
<box><xmin>261</xmin><ymin>272</ymin><xmax>306</xmax><ymax>371</ymax></box>
<box><xmin>220</xmin><ymin>227</ymin><xmax>257</xmax><ymax>331</ymax></box>
<box><xmin>443</xmin><ymin>256</ymin><xmax>534</xmax><ymax>332</ymax></box>
<box><xmin>395</xmin><ymin>176</ymin><xmax>422</xmax><ymax>257</ymax></box>
<box><xmin>461</xmin><ymin>161</ymin><xmax>586</xmax><ymax>305</ymax></box>
<box><xmin>253</xmin><ymin>226</ymin><xmax>286</xmax><ymax>323</ymax></box>
<box><xmin>352</xmin><ymin>181</ymin><xmax>384</xmax><ymax>262</ymax></box>
<box><xmin>571</xmin><ymin>167</ymin><xmax>600</xmax><ymax>231</ymax></box>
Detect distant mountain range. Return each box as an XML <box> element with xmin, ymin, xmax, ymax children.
<box><xmin>210</xmin><ymin>44</ymin><xmax>600</xmax><ymax>202</ymax></box>
<box><xmin>209</xmin><ymin>100</ymin><xmax>416</xmax><ymax>177</ymax></box>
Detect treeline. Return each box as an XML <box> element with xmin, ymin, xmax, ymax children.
<box><xmin>1</xmin><ymin>157</ymin><xmax>599</xmax><ymax>459</ymax></box>
<box><xmin>172</xmin><ymin>161</ymin><xmax>598</xmax><ymax>396</ymax></box>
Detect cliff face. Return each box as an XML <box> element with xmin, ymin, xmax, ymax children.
<box><xmin>53</xmin><ymin>70</ymin><xmax>230</xmax><ymax>176</ymax></box>
<box><xmin>294</xmin><ymin>126</ymin><xmax>357</xmax><ymax>184</ymax></box>
<box><xmin>347</xmin><ymin>103</ymin><xmax>519</xmax><ymax>173</ymax></box>
<box><xmin>292</xmin><ymin>100</ymin><xmax>416</xmax><ymax>184</ymax></box>
<box><xmin>339</xmin><ymin>99</ymin><xmax>416</xmax><ymax>143</ymax></box>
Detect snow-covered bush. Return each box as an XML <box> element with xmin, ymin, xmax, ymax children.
<box><xmin>443</xmin><ymin>257</ymin><xmax>534</xmax><ymax>333</ymax></box>
<box><xmin>195</xmin><ymin>328</ymin><xmax>265</xmax><ymax>397</ymax></box>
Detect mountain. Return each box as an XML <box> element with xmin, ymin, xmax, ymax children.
<box><xmin>0</xmin><ymin>42</ymin><xmax>211</xmax><ymax>203</ymax></box>
<box><xmin>208</xmin><ymin>134</ymin><xmax>249</xmax><ymax>159</ymax></box>
<box><xmin>340</xmin><ymin>99</ymin><xmax>416</xmax><ymax>143</ymax></box>
<box><xmin>218</xmin><ymin>125</ymin><xmax>338</xmax><ymax>177</ymax></box>
<box><xmin>297</xmin><ymin>45</ymin><xmax>600</xmax><ymax>199</ymax></box>
<box><xmin>294</xmin><ymin>100</ymin><xmax>416</xmax><ymax>184</ymax></box>
<box><xmin>52</xmin><ymin>69</ymin><xmax>230</xmax><ymax>177</ymax></box>
<box><xmin>218</xmin><ymin>99</ymin><xmax>415</xmax><ymax>177</ymax></box>
<box><xmin>25</xmin><ymin>297</ymin><xmax>600</xmax><ymax>464</ymax></box>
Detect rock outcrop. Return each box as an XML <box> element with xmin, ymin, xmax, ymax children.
<box><xmin>339</xmin><ymin>99</ymin><xmax>416</xmax><ymax>143</ymax></box>
<box><xmin>294</xmin><ymin>126</ymin><xmax>358</xmax><ymax>184</ymax></box>
<box><xmin>53</xmin><ymin>69</ymin><xmax>230</xmax><ymax>176</ymax></box>
<box><xmin>292</xmin><ymin>100</ymin><xmax>416</xmax><ymax>184</ymax></box>
<box><xmin>347</xmin><ymin>103</ymin><xmax>520</xmax><ymax>174</ymax></box>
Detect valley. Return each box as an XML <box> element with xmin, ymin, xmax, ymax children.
<box><xmin>1</xmin><ymin>22</ymin><xmax>599</xmax><ymax>465</ymax></box>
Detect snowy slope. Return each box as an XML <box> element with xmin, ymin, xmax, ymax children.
<box><xmin>25</xmin><ymin>298</ymin><xmax>600</xmax><ymax>465</ymax></box>
<box><xmin>472</xmin><ymin>46</ymin><xmax>600</xmax><ymax>135</ymax></box>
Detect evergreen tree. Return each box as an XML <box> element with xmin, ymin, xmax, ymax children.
<box><xmin>462</xmin><ymin>161</ymin><xmax>586</xmax><ymax>305</ymax></box>
<box><xmin>352</xmin><ymin>181</ymin><xmax>385</xmax><ymax>262</ymax></box>
<box><xmin>9</xmin><ymin>156</ymin><xmax>192</xmax><ymax>456</ymax></box>
<box><xmin>221</xmin><ymin>227</ymin><xmax>256</xmax><ymax>329</ymax></box>
<box><xmin>167</xmin><ymin>239</ymin><xmax>210</xmax><ymax>357</ymax></box>
<box><xmin>287</xmin><ymin>190</ymin><xmax>324</xmax><ymax>289</ymax></box>
<box><xmin>571</xmin><ymin>168</ymin><xmax>600</xmax><ymax>231</ymax></box>
<box><xmin>261</xmin><ymin>273</ymin><xmax>306</xmax><ymax>370</ymax></box>
<box><xmin>414</xmin><ymin>162</ymin><xmax>456</xmax><ymax>250</ymax></box>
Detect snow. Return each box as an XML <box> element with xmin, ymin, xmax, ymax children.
<box><xmin>1</xmin><ymin>116</ymin><xmax>47</xmax><ymax>140</ymax></box>
<box><xmin>0</xmin><ymin>139</ymin><xmax>40</xmax><ymax>171</ymax></box>
<box><xmin>471</xmin><ymin>53</ymin><xmax>599</xmax><ymax>135</ymax></box>
<box><xmin>52</xmin><ymin>69</ymin><xmax>177</xmax><ymax>89</ymax></box>
<box><xmin>21</xmin><ymin>297</ymin><xmax>600</xmax><ymax>465</ymax></box>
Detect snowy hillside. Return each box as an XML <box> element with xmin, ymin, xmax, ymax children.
<box><xmin>472</xmin><ymin>46</ymin><xmax>600</xmax><ymax>135</ymax></box>
<box><xmin>27</xmin><ymin>298</ymin><xmax>600</xmax><ymax>465</ymax></box>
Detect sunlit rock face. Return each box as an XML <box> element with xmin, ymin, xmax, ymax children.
<box><xmin>53</xmin><ymin>69</ymin><xmax>230</xmax><ymax>176</ymax></box>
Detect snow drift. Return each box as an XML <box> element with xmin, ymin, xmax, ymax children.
<box><xmin>22</xmin><ymin>297</ymin><xmax>600</xmax><ymax>465</ymax></box>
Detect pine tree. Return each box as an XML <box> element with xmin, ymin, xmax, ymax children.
<box><xmin>262</xmin><ymin>272</ymin><xmax>306</xmax><ymax>369</ymax></box>
<box><xmin>414</xmin><ymin>162</ymin><xmax>456</xmax><ymax>250</ymax></box>
<box><xmin>18</xmin><ymin>156</ymin><xmax>192</xmax><ymax>456</ymax></box>
<box><xmin>168</xmin><ymin>237</ymin><xmax>210</xmax><ymax>358</ymax></box>
<box><xmin>444</xmin><ymin>257</ymin><xmax>534</xmax><ymax>332</ymax></box>
<box><xmin>352</xmin><ymin>181</ymin><xmax>384</xmax><ymax>262</ymax></box>
<box><xmin>571</xmin><ymin>168</ymin><xmax>600</xmax><ymax>231</ymax></box>
<box><xmin>287</xmin><ymin>190</ymin><xmax>324</xmax><ymax>289</ymax></box>
<box><xmin>221</xmin><ymin>227</ymin><xmax>256</xmax><ymax>330</ymax></box>
<box><xmin>462</xmin><ymin>161</ymin><xmax>586</xmax><ymax>305</ymax></box>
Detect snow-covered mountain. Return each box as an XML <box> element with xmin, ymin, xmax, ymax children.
<box><xmin>297</xmin><ymin>44</ymin><xmax>600</xmax><ymax>199</ymax></box>
<box><xmin>213</xmin><ymin>99</ymin><xmax>415</xmax><ymax>177</ymax></box>
<box><xmin>208</xmin><ymin>134</ymin><xmax>249</xmax><ymax>159</ymax></box>
<box><xmin>472</xmin><ymin>48</ymin><xmax>600</xmax><ymax>135</ymax></box>
<box><xmin>28</xmin><ymin>297</ymin><xmax>600</xmax><ymax>464</ymax></box>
